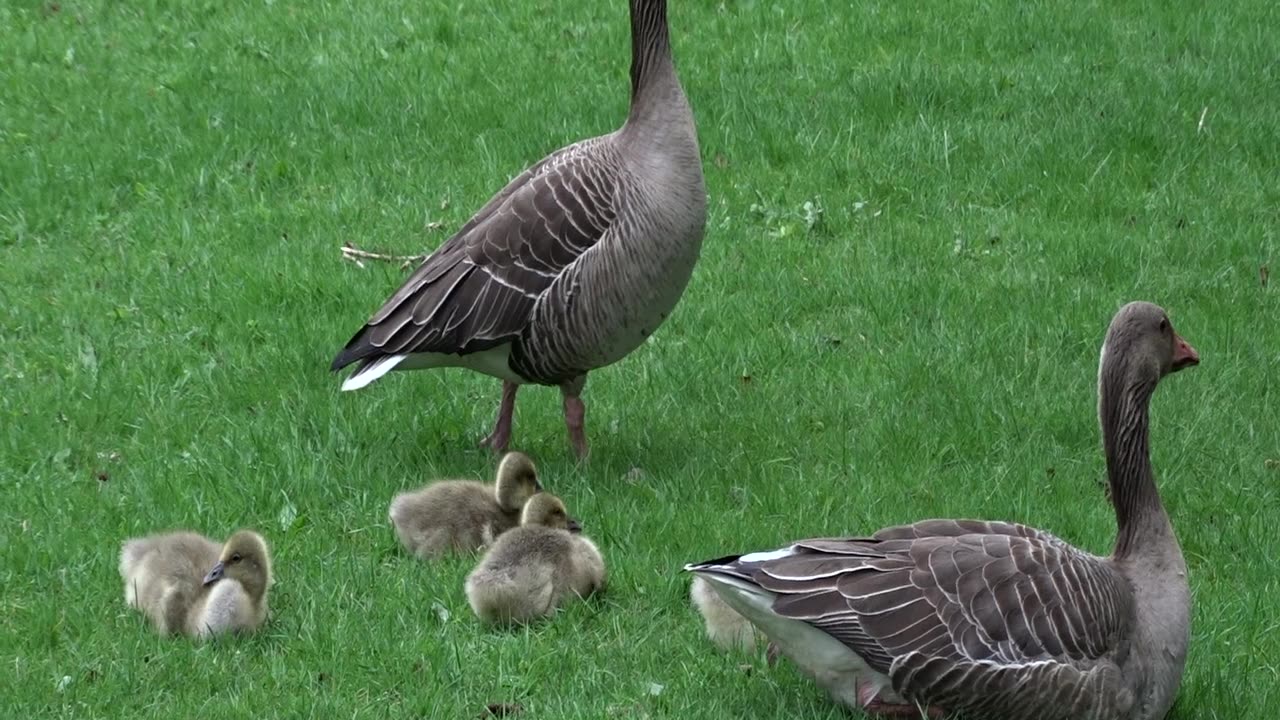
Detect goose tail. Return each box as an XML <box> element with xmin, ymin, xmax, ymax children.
<box><xmin>339</xmin><ymin>354</ymin><xmax>407</xmax><ymax>391</ymax></box>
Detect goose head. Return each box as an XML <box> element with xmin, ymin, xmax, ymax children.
<box><xmin>494</xmin><ymin>451</ymin><xmax>542</xmax><ymax>513</ymax></box>
<box><xmin>519</xmin><ymin>493</ymin><xmax>582</xmax><ymax>534</ymax></box>
<box><xmin>1100</xmin><ymin>301</ymin><xmax>1199</xmax><ymax>387</ymax></box>
<box><xmin>203</xmin><ymin>530</ymin><xmax>273</xmax><ymax>601</ymax></box>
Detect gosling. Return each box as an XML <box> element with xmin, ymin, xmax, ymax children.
<box><xmin>119</xmin><ymin>529</ymin><xmax>272</xmax><ymax>639</ymax></box>
<box><xmin>690</xmin><ymin>575</ymin><xmax>767</xmax><ymax>653</ymax></box>
<box><xmin>389</xmin><ymin>451</ymin><xmax>542</xmax><ymax>559</ymax></box>
<box><xmin>465</xmin><ymin>493</ymin><xmax>605</xmax><ymax>624</ymax></box>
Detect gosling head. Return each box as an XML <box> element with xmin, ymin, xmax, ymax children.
<box><xmin>202</xmin><ymin>530</ymin><xmax>273</xmax><ymax>601</ymax></box>
<box><xmin>494</xmin><ymin>451</ymin><xmax>542</xmax><ymax>512</ymax></box>
<box><xmin>519</xmin><ymin>493</ymin><xmax>582</xmax><ymax>534</ymax></box>
<box><xmin>1101</xmin><ymin>302</ymin><xmax>1199</xmax><ymax>387</ymax></box>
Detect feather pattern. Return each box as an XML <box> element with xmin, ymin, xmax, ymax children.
<box><xmin>333</xmin><ymin>0</ymin><xmax>705</xmax><ymax>393</ymax></box>
<box><xmin>335</xmin><ymin>141</ymin><xmax>619</xmax><ymax>369</ymax></box>
<box><xmin>687</xmin><ymin>302</ymin><xmax>1198</xmax><ymax>720</ymax></box>
<box><xmin>698</xmin><ymin>523</ymin><xmax>1134</xmax><ymax>719</ymax></box>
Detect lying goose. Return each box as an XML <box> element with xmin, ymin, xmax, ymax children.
<box><xmin>465</xmin><ymin>492</ymin><xmax>606</xmax><ymax>624</ymax></box>
<box><xmin>119</xmin><ymin>529</ymin><xmax>273</xmax><ymax>639</ymax></box>
<box><xmin>687</xmin><ymin>302</ymin><xmax>1199</xmax><ymax>720</ymax></box>
<box><xmin>389</xmin><ymin>451</ymin><xmax>542</xmax><ymax>559</ymax></box>
<box><xmin>330</xmin><ymin>0</ymin><xmax>707</xmax><ymax>459</ymax></box>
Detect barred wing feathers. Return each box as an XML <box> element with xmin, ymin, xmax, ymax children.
<box><xmin>708</xmin><ymin>520</ymin><xmax>1136</xmax><ymax>719</ymax></box>
<box><xmin>332</xmin><ymin>139</ymin><xmax>619</xmax><ymax>378</ymax></box>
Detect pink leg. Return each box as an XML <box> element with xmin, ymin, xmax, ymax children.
<box><xmin>479</xmin><ymin>381</ymin><xmax>518</xmax><ymax>452</ymax></box>
<box><xmin>560</xmin><ymin>381</ymin><xmax>588</xmax><ymax>460</ymax></box>
<box><xmin>857</xmin><ymin>680</ymin><xmax>944</xmax><ymax>718</ymax></box>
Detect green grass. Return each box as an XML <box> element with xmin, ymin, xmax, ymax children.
<box><xmin>2</xmin><ymin>0</ymin><xmax>1278</xmax><ymax>716</ymax></box>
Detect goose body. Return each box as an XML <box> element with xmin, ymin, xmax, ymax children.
<box><xmin>465</xmin><ymin>493</ymin><xmax>606</xmax><ymax>624</ymax></box>
<box><xmin>332</xmin><ymin>0</ymin><xmax>706</xmax><ymax>458</ymax></box>
<box><xmin>687</xmin><ymin>302</ymin><xmax>1199</xmax><ymax>719</ymax></box>
<box><xmin>119</xmin><ymin>530</ymin><xmax>273</xmax><ymax>639</ymax></box>
<box><xmin>389</xmin><ymin>451</ymin><xmax>542</xmax><ymax>559</ymax></box>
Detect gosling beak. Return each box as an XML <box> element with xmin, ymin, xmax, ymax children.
<box><xmin>1171</xmin><ymin>334</ymin><xmax>1199</xmax><ymax>372</ymax></box>
<box><xmin>567</xmin><ymin>517</ymin><xmax>583</xmax><ymax>534</ymax></box>
<box><xmin>202</xmin><ymin>561</ymin><xmax>225</xmax><ymax>586</ymax></box>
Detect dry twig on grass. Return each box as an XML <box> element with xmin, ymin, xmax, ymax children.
<box><xmin>339</xmin><ymin>242</ymin><xmax>427</xmax><ymax>270</ymax></box>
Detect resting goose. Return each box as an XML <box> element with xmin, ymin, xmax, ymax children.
<box><xmin>687</xmin><ymin>302</ymin><xmax>1199</xmax><ymax>720</ymax></box>
<box><xmin>331</xmin><ymin>0</ymin><xmax>706</xmax><ymax>458</ymax></box>
<box><xmin>465</xmin><ymin>492</ymin><xmax>606</xmax><ymax>624</ymax></box>
<box><xmin>389</xmin><ymin>450</ymin><xmax>542</xmax><ymax>559</ymax></box>
<box><xmin>120</xmin><ymin>529</ymin><xmax>273</xmax><ymax>639</ymax></box>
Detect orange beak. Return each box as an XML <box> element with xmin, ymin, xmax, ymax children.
<box><xmin>1171</xmin><ymin>333</ymin><xmax>1199</xmax><ymax>371</ymax></box>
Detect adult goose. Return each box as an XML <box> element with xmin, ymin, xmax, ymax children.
<box><xmin>330</xmin><ymin>0</ymin><xmax>706</xmax><ymax>459</ymax></box>
<box><xmin>687</xmin><ymin>302</ymin><xmax>1199</xmax><ymax>720</ymax></box>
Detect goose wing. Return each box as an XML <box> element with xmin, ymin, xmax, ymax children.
<box><xmin>332</xmin><ymin>138</ymin><xmax>619</xmax><ymax>371</ymax></box>
<box><xmin>695</xmin><ymin>520</ymin><xmax>1133</xmax><ymax>717</ymax></box>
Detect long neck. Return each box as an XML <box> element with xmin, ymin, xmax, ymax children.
<box><xmin>623</xmin><ymin>0</ymin><xmax>687</xmax><ymax>134</ymax></box>
<box><xmin>1099</xmin><ymin>366</ymin><xmax>1169</xmax><ymax>558</ymax></box>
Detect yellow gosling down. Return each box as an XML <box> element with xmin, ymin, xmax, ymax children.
<box><xmin>465</xmin><ymin>493</ymin><xmax>605</xmax><ymax>625</ymax></box>
<box><xmin>389</xmin><ymin>451</ymin><xmax>541</xmax><ymax>559</ymax></box>
<box><xmin>690</xmin><ymin>575</ymin><xmax>766</xmax><ymax>654</ymax></box>
<box><xmin>119</xmin><ymin>529</ymin><xmax>272</xmax><ymax>639</ymax></box>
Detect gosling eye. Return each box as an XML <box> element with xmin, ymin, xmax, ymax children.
<box><xmin>1158</xmin><ymin>317</ymin><xmax>1169</xmax><ymax>333</ymax></box>
<box><xmin>230</xmin><ymin>553</ymin><xmax>243</xmax><ymax>563</ymax></box>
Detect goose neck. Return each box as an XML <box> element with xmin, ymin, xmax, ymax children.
<box><xmin>1100</xmin><ymin>371</ymin><xmax>1170</xmax><ymax>558</ymax></box>
<box><xmin>624</xmin><ymin>0</ymin><xmax>682</xmax><ymax>131</ymax></box>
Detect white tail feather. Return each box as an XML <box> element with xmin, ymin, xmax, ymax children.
<box><xmin>341</xmin><ymin>355</ymin><xmax>407</xmax><ymax>391</ymax></box>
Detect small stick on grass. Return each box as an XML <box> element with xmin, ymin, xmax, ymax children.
<box><xmin>340</xmin><ymin>242</ymin><xmax>427</xmax><ymax>270</ymax></box>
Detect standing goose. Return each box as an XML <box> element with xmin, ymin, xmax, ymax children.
<box><xmin>331</xmin><ymin>0</ymin><xmax>706</xmax><ymax>458</ymax></box>
<box><xmin>686</xmin><ymin>302</ymin><xmax>1199</xmax><ymax>720</ymax></box>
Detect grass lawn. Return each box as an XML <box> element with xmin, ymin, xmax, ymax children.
<box><xmin>2</xmin><ymin>0</ymin><xmax>1278</xmax><ymax>716</ymax></box>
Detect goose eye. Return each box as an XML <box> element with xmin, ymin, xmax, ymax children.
<box><xmin>1158</xmin><ymin>318</ymin><xmax>1168</xmax><ymax>332</ymax></box>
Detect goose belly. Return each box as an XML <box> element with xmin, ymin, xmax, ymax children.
<box><xmin>397</xmin><ymin>344</ymin><xmax>524</xmax><ymax>384</ymax></box>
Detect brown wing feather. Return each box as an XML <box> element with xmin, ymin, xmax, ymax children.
<box><xmin>332</xmin><ymin>138</ymin><xmax>618</xmax><ymax>372</ymax></box>
<box><xmin>891</xmin><ymin>651</ymin><xmax>1132</xmax><ymax>719</ymax></box>
<box><xmin>748</xmin><ymin>521</ymin><xmax>1133</xmax><ymax>712</ymax></box>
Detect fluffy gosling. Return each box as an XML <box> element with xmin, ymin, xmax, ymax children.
<box><xmin>465</xmin><ymin>493</ymin><xmax>605</xmax><ymax>624</ymax></box>
<box><xmin>119</xmin><ymin>529</ymin><xmax>272</xmax><ymax>639</ymax></box>
<box><xmin>389</xmin><ymin>451</ymin><xmax>541</xmax><ymax>559</ymax></box>
<box><xmin>690</xmin><ymin>575</ymin><xmax>768</xmax><ymax>654</ymax></box>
